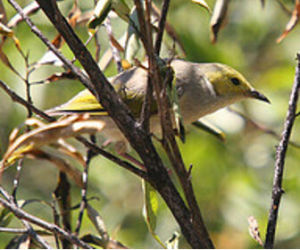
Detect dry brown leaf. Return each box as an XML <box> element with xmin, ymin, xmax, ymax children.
<box><xmin>248</xmin><ymin>216</ymin><xmax>263</xmax><ymax>246</ymax></box>
<box><xmin>39</xmin><ymin>71</ymin><xmax>78</xmax><ymax>85</ymax></box>
<box><xmin>0</xmin><ymin>39</ymin><xmax>22</xmax><ymax>77</ymax></box>
<box><xmin>34</xmin><ymin>2</ymin><xmax>82</xmax><ymax>70</ymax></box>
<box><xmin>8</xmin><ymin>127</ymin><xmax>20</xmax><ymax>145</ymax></box>
<box><xmin>1</xmin><ymin>115</ymin><xmax>106</xmax><ymax>169</ymax></box>
<box><xmin>277</xmin><ymin>0</ymin><xmax>300</xmax><ymax>43</ymax></box>
<box><xmin>210</xmin><ymin>0</ymin><xmax>230</xmax><ymax>44</ymax></box>
<box><xmin>51</xmin><ymin>3</ymin><xmax>81</xmax><ymax>49</ymax></box>
<box><xmin>192</xmin><ymin>0</ymin><xmax>212</xmax><ymax>13</ymax></box>
<box><xmin>57</xmin><ymin>138</ymin><xmax>86</xmax><ymax>166</ymax></box>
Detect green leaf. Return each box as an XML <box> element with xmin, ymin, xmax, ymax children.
<box><xmin>0</xmin><ymin>207</ymin><xmax>13</xmax><ymax>227</ymax></box>
<box><xmin>142</xmin><ymin>180</ymin><xmax>166</xmax><ymax>248</ymax></box>
<box><xmin>88</xmin><ymin>0</ymin><xmax>112</xmax><ymax>30</ymax></box>
<box><xmin>192</xmin><ymin>120</ymin><xmax>226</xmax><ymax>142</ymax></box>
<box><xmin>125</xmin><ymin>33</ymin><xmax>141</xmax><ymax>64</ymax></box>
<box><xmin>111</xmin><ymin>0</ymin><xmax>130</xmax><ymax>22</ymax></box>
<box><xmin>88</xmin><ymin>0</ymin><xmax>130</xmax><ymax>30</ymax></box>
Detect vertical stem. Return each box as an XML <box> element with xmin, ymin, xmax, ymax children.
<box><xmin>75</xmin><ymin>135</ymin><xmax>96</xmax><ymax>235</ymax></box>
<box><xmin>264</xmin><ymin>53</ymin><xmax>300</xmax><ymax>248</ymax></box>
<box><xmin>154</xmin><ymin>0</ymin><xmax>171</xmax><ymax>54</ymax></box>
<box><xmin>104</xmin><ymin>17</ymin><xmax>123</xmax><ymax>73</ymax></box>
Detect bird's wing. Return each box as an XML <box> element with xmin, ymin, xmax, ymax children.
<box><xmin>48</xmin><ymin>88</ymin><xmax>108</xmax><ymax>115</ymax></box>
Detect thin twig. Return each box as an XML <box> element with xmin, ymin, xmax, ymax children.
<box><xmin>133</xmin><ymin>0</ymin><xmax>149</xmax><ymax>50</ymax></box>
<box><xmin>7</xmin><ymin>0</ymin><xmax>94</xmax><ymax>95</ymax></box>
<box><xmin>276</xmin><ymin>0</ymin><xmax>292</xmax><ymax>16</ymax></box>
<box><xmin>154</xmin><ymin>0</ymin><xmax>171</xmax><ymax>55</ymax></box>
<box><xmin>264</xmin><ymin>53</ymin><xmax>300</xmax><ymax>248</ymax></box>
<box><xmin>0</xmin><ymin>188</ymin><xmax>51</xmax><ymax>249</ymax></box>
<box><xmin>23</xmin><ymin>224</ymin><xmax>51</xmax><ymax>249</ymax></box>
<box><xmin>76</xmin><ymin>136</ymin><xmax>148</xmax><ymax>180</ymax></box>
<box><xmin>0</xmin><ymin>186</ymin><xmax>93</xmax><ymax>249</ymax></box>
<box><xmin>136</xmin><ymin>0</ymin><xmax>154</xmax><ymax>133</ymax></box>
<box><xmin>94</xmin><ymin>30</ymin><xmax>101</xmax><ymax>62</ymax></box>
<box><xmin>0</xmin><ymin>227</ymin><xmax>27</xmax><ymax>233</ymax></box>
<box><xmin>50</xmin><ymin>200</ymin><xmax>61</xmax><ymax>249</ymax></box>
<box><xmin>24</xmin><ymin>54</ymin><xmax>33</xmax><ymax>118</ymax></box>
<box><xmin>228</xmin><ymin>107</ymin><xmax>300</xmax><ymax>148</ymax></box>
<box><xmin>104</xmin><ymin>17</ymin><xmax>123</xmax><ymax>73</ymax></box>
<box><xmin>75</xmin><ymin>135</ymin><xmax>96</xmax><ymax>235</ymax></box>
<box><xmin>0</xmin><ymin>80</ymin><xmax>55</xmax><ymax>122</ymax></box>
<box><xmin>11</xmin><ymin>159</ymin><xmax>23</xmax><ymax>204</ymax></box>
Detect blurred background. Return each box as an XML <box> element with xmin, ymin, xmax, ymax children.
<box><xmin>1</xmin><ymin>0</ymin><xmax>300</xmax><ymax>248</ymax></box>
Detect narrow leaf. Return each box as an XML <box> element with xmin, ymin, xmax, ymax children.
<box><xmin>111</xmin><ymin>0</ymin><xmax>130</xmax><ymax>22</ymax></box>
<box><xmin>277</xmin><ymin>0</ymin><xmax>300</xmax><ymax>43</ymax></box>
<box><xmin>0</xmin><ymin>207</ymin><xmax>13</xmax><ymax>227</ymax></box>
<box><xmin>0</xmin><ymin>22</ymin><xmax>13</xmax><ymax>36</ymax></box>
<box><xmin>248</xmin><ymin>216</ymin><xmax>263</xmax><ymax>246</ymax></box>
<box><xmin>81</xmin><ymin>234</ymin><xmax>127</xmax><ymax>249</ymax></box>
<box><xmin>192</xmin><ymin>120</ymin><xmax>226</xmax><ymax>142</ymax></box>
<box><xmin>210</xmin><ymin>0</ymin><xmax>231</xmax><ymax>43</ymax></box>
<box><xmin>1</xmin><ymin>115</ymin><xmax>106</xmax><ymax>169</ymax></box>
<box><xmin>192</xmin><ymin>0</ymin><xmax>212</xmax><ymax>13</ymax></box>
<box><xmin>87</xmin><ymin>204</ymin><xmax>109</xmax><ymax>244</ymax></box>
<box><xmin>88</xmin><ymin>0</ymin><xmax>112</xmax><ymax>30</ymax></box>
<box><xmin>142</xmin><ymin>180</ymin><xmax>166</xmax><ymax>248</ymax></box>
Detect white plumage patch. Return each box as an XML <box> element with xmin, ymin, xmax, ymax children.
<box><xmin>203</xmin><ymin>76</ymin><xmax>217</xmax><ymax>97</ymax></box>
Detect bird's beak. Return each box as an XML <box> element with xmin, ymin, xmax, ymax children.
<box><xmin>249</xmin><ymin>89</ymin><xmax>270</xmax><ymax>103</ymax></box>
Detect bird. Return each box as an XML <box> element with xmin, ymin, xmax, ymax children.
<box><xmin>48</xmin><ymin>59</ymin><xmax>270</xmax><ymax>153</ymax></box>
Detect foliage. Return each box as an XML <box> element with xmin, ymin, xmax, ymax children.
<box><xmin>0</xmin><ymin>0</ymin><xmax>300</xmax><ymax>248</ymax></box>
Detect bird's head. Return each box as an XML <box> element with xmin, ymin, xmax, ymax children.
<box><xmin>203</xmin><ymin>63</ymin><xmax>270</xmax><ymax>103</ymax></box>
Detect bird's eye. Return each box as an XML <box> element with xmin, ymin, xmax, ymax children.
<box><xmin>231</xmin><ymin>77</ymin><xmax>240</xmax><ymax>86</ymax></box>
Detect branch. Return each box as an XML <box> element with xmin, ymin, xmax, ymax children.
<box><xmin>264</xmin><ymin>53</ymin><xmax>300</xmax><ymax>248</ymax></box>
<box><xmin>34</xmin><ymin>1</ymin><xmax>211</xmax><ymax>248</ymax></box>
<box><xmin>154</xmin><ymin>0</ymin><xmax>171</xmax><ymax>55</ymax></box>
<box><xmin>0</xmin><ymin>187</ymin><xmax>93</xmax><ymax>249</ymax></box>
<box><xmin>76</xmin><ymin>136</ymin><xmax>148</xmax><ymax>180</ymax></box>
